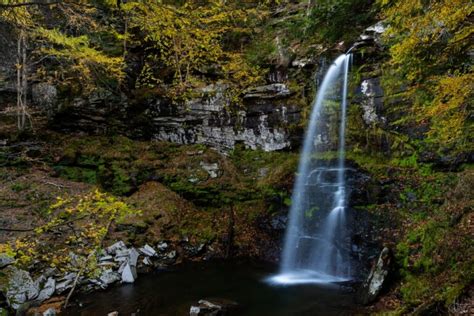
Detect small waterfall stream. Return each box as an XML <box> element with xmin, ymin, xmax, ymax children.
<box><xmin>269</xmin><ymin>54</ymin><xmax>352</xmax><ymax>285</ymax></box>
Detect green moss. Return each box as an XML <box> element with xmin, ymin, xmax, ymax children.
<box><xmin>54</xmin><ymin>166</ymin><xmax>97</xmax><ymax>184</ymax></box>
<box><xmin>10</xmin><ymin>183</ymin><xmax>30</xmax><ymax>192</ymax></box>
<box><xmin>400</xmin><ymin>275</ymin><xmax>431</xmax><ymax>305</ymax></box>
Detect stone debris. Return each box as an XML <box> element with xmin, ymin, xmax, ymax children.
<box><xmin>5</xmin><ymin>267</ymin><xmax>39</xmax><ymax>309</ymax></box>
<box><xmin>43</xmin><ymin>307</ymin><xmax>57</xmax><ymax>316</ymax></box>
<box><xmin>106</xmin><ymin>241</ymin><xmax>127</xmax><ymax>255</ymax></box>
<box><xmin>129</xmin><ymin>248</ymin><xmax>140</xmax><ymax>267</ymax></box>
<box><xmin>55</xmin><ymin>273</ymin><xmax>77</xmax><ymax>294</ymax></box>
<box><xmin>157</xmin><ymin>242</ymin><xmax>168</xmax><ymax>251</ymax></box>
<box><xmin>121</xmin><ymin>263</ymin><xmax>137</xmax><ymax>283</ymax></box>
<box><xmin>139</xmin><ymin>244</ymin><xmax>157</xmax><ymax>257</ymax></box>
<box><xmin>37</xmin><ymin>277</ymin><xmax>56</xmax><ymax>302</ymax></box>
<box><xmin>99</xmin><ymin>255</ymin><xmax>114</xmax><ymax>262</ymax></box>
<box><xmin>200</xmin><ymin>162</ymin><xmax>220</xmax><ymax>178</ymax></box>
<box><xmin>99</xmin><ymin>269</ymin><xmax>121</xmax><ymax>286</ymax></box>
<box><xmin>190</xmin><ymin>298</ymin><xmax>239</xmax><ymax>316</ymax></box>
<box><xmin>0</xmin><ymin>240</ymin><xmax>181</xmax><ymax>311</ymax></box>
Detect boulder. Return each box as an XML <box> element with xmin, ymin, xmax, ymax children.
<box><xmin>55</xmin><ymin>273</ymin><xmax>76</xmax><ymax>294</ymax></box>
<box><xmin>139</xmin><ymin>244</ymin><xmax>157</xmax><ymax>257</ymax></box>
<box><xmin>36</xmin><ymin>277</ymin><xmax>56</xmax><ymax>302</ymax></box>
<box><xmin>0</xmin><ymin>254</ymin><xmax>14</xmax><ymax>268</ymax></box>
<box><xmin>129</xmin><ymin>248</ymin><xmax>140</xmax><ymax>267</ymax></box>
<box><xmin>106</xmin><ymin>241</ymin><xmax>127</xmax><ymax>255</ymax></box>
<box><xmin>357</xmin><ymin>247</ymin><xmax>392</xmax><ymax>304</ymax></box>
<box><xmin>4</xmin><ymin>267</ymin><xmax>39</xmax><ymax>310</ymax></box>
<box><xmin>121</xmin><ymin>263</ymin><xmax>137</xmax><ymax>283</ymax></box>
<box><xmin>99</xmin><ymin>269</ymin><xmax>121</xmax><ymax>286</ymax></box>
<box><xmin>190</xmin><ymin>299</ymin><xmax>239</xmax><ymax>316</ymax></box>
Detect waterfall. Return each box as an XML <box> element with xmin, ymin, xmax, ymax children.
<box><xmin>269</xmin><ymin>54</ymin><xmax>352</xmax><ymax>285</ymax></box>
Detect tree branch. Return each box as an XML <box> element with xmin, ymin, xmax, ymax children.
<box><xmin>0</xmin><ymin>1</ymin><xmax>62</xmax><ymax>8</ymax></box>
<box><xmin>0</xmin><ymin>1</ymin><xmax>96</xmax><ymax>9</ymax></box>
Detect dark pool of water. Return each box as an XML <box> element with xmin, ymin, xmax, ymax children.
<box><xmin>68</xmin><ymin>261</ymin><xmax>357</xmax><ymax>316</ymax></box>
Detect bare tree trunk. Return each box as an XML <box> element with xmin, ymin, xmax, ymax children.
<box><xmin>16</xmin><ymin>31</ymin><xmax>22</xmax><ymax>130</ymax></box>
<box><xmin>63</xmin><ymin>219</ymin><xmax>113</xmax><ymax>309</ymax></box>
<box><xmin>16</xmin><ymin>30</ymin><xmax>32</xmax><ymax>131</ymax></box>
<box><xmin>123</xmin><ymin>14</ymin><xmax>128</xmax><ymax>58</ymax></box>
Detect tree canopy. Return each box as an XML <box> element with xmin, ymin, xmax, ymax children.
<box><xmin>379</xmin><ymin>0</ymin><xmax>473</xmax><ymax>154</ymax></box>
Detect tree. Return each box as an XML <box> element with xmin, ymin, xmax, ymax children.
<box><xmin>122</xmin><ymin>0</ymin><xmax>266</xmax><ymax>101</ymax></box>
<box><xmin>378</xmin><ymin>0</ymin><xmax>473</xmax><ymax>154</ymax></box>
<box><xmin>1</xmin><ymin>0</ymin><xmax>124</xmax><ymax>130</ymax></box>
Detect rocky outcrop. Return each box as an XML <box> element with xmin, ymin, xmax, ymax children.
<box><xmin>357</xmin><ymin>247</ymin><xmax>393</xmax><ymax>304</ymax></box>
<box><xmin>147</xmin><ymin>84</ymin><xmax>299</xmax><ymax>152</ymax></box>
<box><xmin>358</xmin><ymin>78</ymin><xmax>385</xmax><ymax>125</ymax></box>
<box><xmin>0</xmin><ymin>239</ymin><xmax>184</xmax><ymax>312</ymax></box>
<box><xmin>49</xmin><ymin>83</ymin><xmax>300</xmax><ymax>152</ymax></box>
<box><xmin>32</xmin><ymin>83</ymin><xmax>58</xmax><ymax>117</ymax></box>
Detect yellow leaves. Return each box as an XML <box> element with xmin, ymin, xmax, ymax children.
<box><xmin>34</xmin><ymin>27</ymin><xmax>124</xmax><ymax>93</ymax></box>
<box><xmin>10</xmin><ymin>189</ymin><xmax>141</xmax><ymax>272</ymax></box>
<box><xmin>422</xmin><ymin>72</ymin><xmax>474</xmax><ymax>145</ymax></box>
<box><xmin>380</xmin><ymin>0</ymin><xmax>472</xmax><ymax>151</ymax></box>
<box><xmin>123</xmin><ymin>1</ymin><xmax>263</xmax><ymax>98</ymax></box>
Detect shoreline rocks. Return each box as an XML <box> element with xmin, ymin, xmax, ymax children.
<box><xmin>0</xmin><ymin>239</ymin><xmax>188</xmax><ymax>313</ymax></box>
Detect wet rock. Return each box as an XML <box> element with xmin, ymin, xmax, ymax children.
<box><xmin>190</xmin><ymin>298</ymin><xmax>239</xmax><ymax>316</ymax></box>
<box><xmin>269</xmin><ymin>212</ymin><xmax>288</xmax><ymax>231</ymax></box>
<box><xmin>184</xmin><ymin>244</ymin><xmax>206</xmax><ymax>257</ymax></box>
<box><xmin>107</xmin><ymin>312</ymin><xmax>119</xmax><ymax>316</ymax></box>
<box><xmin>99</xmin><ymin>269</ymin><xmax>121</xmax><ymax>286</ymax></box>
<box><xmin>243</xmin><ymin>84</ymin><xmax>291</xmax><ymax>99</ymax></box>
<box><xmin>4</xmin><ymin>267</ymin><xmax>39</xmax><ymax>310</ymax></box>
<box><xmin>357</xmin><ymin>247</ymin><xmax>392</xmax><ymax>304</ymax></box>
<box><xmin>362</xmin><ymin>21</ymin><xmax>386</xmax><ymax>45</ymax></box>
<box><xmin>121</xmin><ymin>263</ymin><xmax>137</xmax><ymax>283</ymax></box>
<box><xmin>139</xmin><ymin>244</ymin><xmax>157</xmax><ymax>257</ymax></box>
<box><xmin>0</xmin><ymin>253</ymin><xmax>14</xmax><ymax>268</ymax></box>
<box><xmin>157</xmin><ymin>242</ymin><xmax>168</xmax><ymax>251</ymax></box>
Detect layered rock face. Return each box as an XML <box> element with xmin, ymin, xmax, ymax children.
<box><xmin>46</xmin><ymin>83</ymin><xmax>302</xmax><ymax>152</ymax></box>
<box><xmin>148</xmin><ymin>84</ymin><xmax>300</xmax><ymax>152</ymax></box>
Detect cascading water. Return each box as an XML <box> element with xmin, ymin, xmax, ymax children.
<box><xmin>269</xmin><ymin>54</ymin><xmax>352</xmax><ymax>285</ymax></box>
